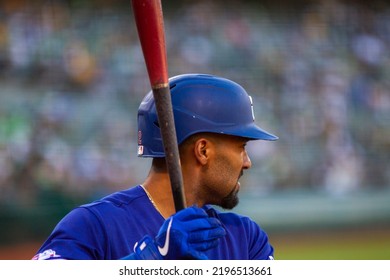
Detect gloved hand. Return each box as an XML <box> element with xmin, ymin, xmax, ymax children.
<box><xmin>121</xmin><ymin>206</ymin><xmax>226</xmax><ymax>260</ymax></box>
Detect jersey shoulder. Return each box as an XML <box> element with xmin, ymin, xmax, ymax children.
<box><xmin>204</xmin><ymin>205</ymin><xmax>274</xmax><ymax>260</ymax></box>
<box><xmin>204</xmin><ymin>205</ymin><xmax>253</xmax><ymax>225</ymax></box>
<box><xmin>33</xmin><ymin>185</ymin><xmax>157</xmax><ymax>260</ymax></box>
<box><xmin>78</xmin><ymin>185</ymin><xmax>154</xmax><ymax>224</ymax></box>
<box><xmin>84</xmin><ymin>185</ymin><xmax>146</xmax><ymax>208</ymax></box>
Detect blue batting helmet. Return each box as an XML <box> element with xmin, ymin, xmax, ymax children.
<box><xmin>137</xmin><ymin>73</ymin><xmax>278</xmax><ymax>157</ymax></box>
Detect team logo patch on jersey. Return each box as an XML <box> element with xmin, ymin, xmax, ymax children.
<box><xmin>32</xmin><ymin>249</ymin><xmax>62</xmax><ymax>260</ymax></box>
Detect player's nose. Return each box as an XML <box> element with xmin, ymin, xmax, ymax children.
<box><xmin>243</xmin><ymin>150</ymin><xmax>252</xmax><ymax>170</ymax></box>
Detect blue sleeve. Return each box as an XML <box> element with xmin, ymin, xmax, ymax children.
<box><xmin>33</xmin><ymin>207</ymin><xmax>107</xmax><ymax>260</ymax></box>
<box><xmin>203</xmin><ymin>206</ymin><xmax>274</xmax><ymax>260</ymax></box>
<box><xmin>243</xmin><ymin>216</ymin><xmax>274</xmax><ymax>260</ymax></box>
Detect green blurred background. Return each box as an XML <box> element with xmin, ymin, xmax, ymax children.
<box><xmin>0</xmin><ymin>0</ymin><xmax>389</xmax><ymax>259</ymax></box>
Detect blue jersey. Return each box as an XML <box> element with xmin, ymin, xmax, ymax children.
<box><xmin>33</xmin><ymin>186</ymin><xmax>274</xmax><ymax>260</ymax></box>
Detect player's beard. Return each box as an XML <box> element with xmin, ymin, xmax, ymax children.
<box><xmin>220</xmin><ymin>186</ymin><xmax>239</xmax><ymax>210</ymax></box>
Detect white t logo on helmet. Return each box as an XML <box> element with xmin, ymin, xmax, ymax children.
<box><xmin>249</xmin><ymin>95</ymin><xmax>255</xmax><ymax>121</ymax></box>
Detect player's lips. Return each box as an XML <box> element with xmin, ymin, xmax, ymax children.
<box><xmin>236</xmin><ymin>181</ymin><xmax>241</xmax><ymax>191</ymax></box>
<box><xmin>236</xmin><ymin>171</ymin><xmax>244</xmax><ymax>190</ymax></box>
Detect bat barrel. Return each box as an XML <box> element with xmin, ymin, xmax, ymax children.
<box><xmin>131</xmin><ymin>0</ymin><xmax>169</xmax><ymax>87</ymax></box>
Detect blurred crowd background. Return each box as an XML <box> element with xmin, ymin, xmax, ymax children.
<box><xmin>0</xmin><ymin>0</ymin><xmax>389</xmax><ymax>248</ymax></box>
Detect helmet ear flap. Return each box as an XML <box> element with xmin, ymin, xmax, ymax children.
<box><xmin>137</xmin><ymin>94</ymin><xmax>164</xmax><ymax>157</ymax></box>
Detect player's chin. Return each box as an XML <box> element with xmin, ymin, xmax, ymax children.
<box><xmin>219</xmin><ymin>184</ymin><xmax>240</xmax><ymax>210</ymax></box>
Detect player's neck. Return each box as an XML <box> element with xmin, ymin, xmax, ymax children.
<box><xmin>142</xmin><ymin>167</ymin><xmax>204</xmax><ymax>217</ymax></box>
<box><xmin>142</xmin><ymin>174</ymin><xmax>177</xmax><ymax>219</ymax></box>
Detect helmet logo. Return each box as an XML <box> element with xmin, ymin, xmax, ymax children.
<box><xmin>138</xmin><ymin>145</ymin><xmax>144</xmax><ymax>155</ymax></box>
<box><xmin>249</xmin><ymin>95</ymin><xmax>255</xmax><ymax>121</ymax></box>
<box><xmin>138</xmin><ymin>130</ymin><xmax>144</xmax><ymax>155</ymax></box>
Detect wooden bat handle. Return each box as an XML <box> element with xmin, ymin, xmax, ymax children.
<box><xmin>153</xmin><ymin>87</ymin><xmax>186</xmax><ymax>212</ymax></box>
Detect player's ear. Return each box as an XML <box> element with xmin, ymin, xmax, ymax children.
<box><xmin>194</xmin><ymin>138</ymin><xmax>211</xmax><ymax>165</ymax></box>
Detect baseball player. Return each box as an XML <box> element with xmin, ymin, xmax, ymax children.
<box><xmin>33</xmin><ymin>74</ymin><xmax>278</xmax><ymax>260</ymax></box>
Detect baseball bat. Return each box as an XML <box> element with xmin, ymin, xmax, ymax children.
<box><xmin>131</xmin><ymin>0</ymin><xmax>186</xmax><ymax>212</ymax></box>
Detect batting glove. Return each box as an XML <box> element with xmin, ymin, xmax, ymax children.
<box><xmin>121</xmin><ymin>206</ymin><xmax>226</xmax><ymax>260</ymax></box>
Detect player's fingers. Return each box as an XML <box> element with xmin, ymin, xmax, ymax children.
<box><xmin>179</xmin><ymin>217</ymin><xmax>223</xmax><ymax>232</ymax></box>
<box><xmin>186</xmin><ymin>250</ymin><xmax>208</xmax><ymax>260</ymax></box>
<box><xmin>188</xmin><ymin>226</ymin><xmax>226</xmax><ymax>243</ymax></box>
<box><xmin>190</xmin><ymin>238</ymin><xmax>221</xmax><ymax>252</ymax></box>
<box><xmin>173</xmin><ymin>206</ymin><xmax>208</xmax><ymax>221</ymax></box>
